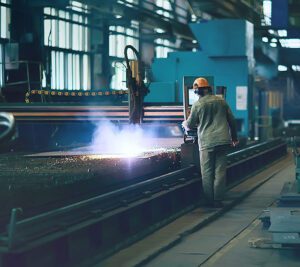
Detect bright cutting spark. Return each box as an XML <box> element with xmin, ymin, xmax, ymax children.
<box><xmin>91</xmin><ymin>121</ymin><xmax>160</xmax><ymax>158</ymax></box>
<box><xmin>85</xmin><ymin>147</ymin><xmax>174</xmax><ymax>160</ymax></box>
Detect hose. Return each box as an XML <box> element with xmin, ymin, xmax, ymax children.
<box><xmin>0</xmin><ymin>112</ymin><xmax>15</xmax><ymax>144</ymax></box>
<box><xmin>124</xmin><ymin>45</ymin><xmax>142</xmax><ymax>123</ymax></box>
<box><xmin>124</xmin><ymin>45</ymin><xmax>140</xmax><ymax>74</ymax></box>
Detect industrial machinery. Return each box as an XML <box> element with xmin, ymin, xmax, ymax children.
<box><xmin>0</xmin><ymin>45</ymin><xmax>153</xmax><ymax>151</ymax></box>
<box><xmin>124</xmin><ymin>45</ymin><xmax>149</xmax><ymax>124</ymax></box>
<box><xmin>267</xmin><ymin>138</ymin><xmax>300</xmax><ymax>244</ymax></box>
<box><xmin>146</xmin><ymin>19</ymin><xmax>255</xmax><ymax>138</ymax></box>
<box><xmin>254</xmin><ymin>137</ymin><xmax>300</xmax><ymax>247</ymax></box>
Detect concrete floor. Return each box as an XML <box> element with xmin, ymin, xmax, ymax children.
<box><xmin>100</xmin><ymin>154</ymin><xmax>299</xmax><ymax>267</ymax></box>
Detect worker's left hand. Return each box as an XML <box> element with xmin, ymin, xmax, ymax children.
<box><xmin>232</xmin><ymin>140</ymin><xmax>239</xmax><ymax>147</ymax></box>
<box><xmin>181</xmin><ymin>121</ymin><xmax>190</xmax><ymax>131</ymax></box>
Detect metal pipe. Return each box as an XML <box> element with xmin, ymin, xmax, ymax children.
<box><xmin>7</xmin><ymin>208</ymin><xmax>22</xmax><ymax>249</ymax></box>
<box><xmin>0</xmin><ymin>112</ymin><xmax>15</xmax><ymax>143</ymax></box>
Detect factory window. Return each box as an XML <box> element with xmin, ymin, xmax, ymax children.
<box><xmin>117</xmin><ymin>0</ymin><xmax>139</xmax><ymax>6</ymax></box>
<box><xmin>110</xmin><ymin>61</ymin><xmax>127</xmax><ymax>90</ymax></box>
<box><xmin>261</xmin><ymin>0</ymin><xmax>272</xmax><ymax>26</ymax></box>
<box><xmin>279</xmin><ymin>39</ymin><xmax>300</xmax><ymax>49</ymax></box>
<box><xmin>175</xmin><ymin>0</ymin><xmax>188</xmax><ymax>23</ymax></box>
<box><xmin>155</xmin><ymin>0</ymin><xmax>173</xmax><ymax>19</ymax></box>
<box><xmin>0</xmin><ymin>0</ymin><xmax>10</xmax><ymax>89</ymax></box>
<box><xmin>109</xmin><ymin>21</ymin><xmax>139</xmax><ymax>90</ymax></box>
<box><xmin>44</xmin><ymin>5</ymin><xmax>89</xmax><ymax>51</ymax></box>
<box><xmin>109</xmin><ymin>22</ymin><xmax>139</xmax><ymax>58</ymax></box>
<box><xmin>0</xmin><ymin>0</ymin><xmax>10</xmax><ymax>39</ymax></box>
<box><xmin>155</xmin><ymin>38</ymin><xmax>175</xmax><ymax>58</ymax></box>
<box><xmin>43</xmin><ymin>1</ymin><xmax>91</xmax><ymax>90</ymax></box>
<box><xmin>50</xmin><ymin>51</ymin><xmax>90</xmax><ymax>90</ymax></box>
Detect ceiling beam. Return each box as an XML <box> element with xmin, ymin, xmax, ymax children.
<box><xmin>78</xmin><ymin>0</ymin><xmax>194</xmax><ymax>41</ymax></box>
<box><xmin>188</xmin><ymin>0</ymin><xmax>261</xmax><ymax>24</ymax></box>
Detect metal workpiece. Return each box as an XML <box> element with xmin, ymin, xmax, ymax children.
<box><xmin>274</xmin><ymin>138</ymin><xmax>300</xmax><ymax>206</ymax></box>
<box><xmin>258</xmin><ymin>138</ymin><xmax>300</xmax><ymax>247</ymax></box>
<box><xmin>278</xmin><ymin>181</ymin><xmax>300</xmax><ymax>206</ymax></box>
<box><xmin>267</xmin><ymin>207</ymin><xmax>300</xmax><ymax>245</ymax></box>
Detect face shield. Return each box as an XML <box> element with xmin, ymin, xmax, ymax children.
<box><xmin>193</xmin><ymin>86</ymin><xmax>212</xmax><ymax>96</ymax></box>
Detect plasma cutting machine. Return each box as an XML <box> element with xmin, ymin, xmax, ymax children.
<box><xmin>124</xmin><ymin>45</ymin><xmax>149</xmax><ymax>124</ymax></box>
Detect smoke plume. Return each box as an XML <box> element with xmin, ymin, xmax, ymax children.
<box><xmin>91</xmin><ymin>121</ymin><xmax>159</xmax><ymax>156</ymax></box>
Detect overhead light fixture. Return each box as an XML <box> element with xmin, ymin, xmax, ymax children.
<box><xmin>268</xmin><ymin>29</ymin><xmax>275</xmax><ymax>34</ymax></box>
<box><xmin>155</xmin><ymin>28</ymin><xmax>164</xmax><ymax>33</ymax></box>
<box><xmin>292</xmin><ymin>65</ymin><xmax>300</xmax><ymax>71</ymax></box>
<box><xmin>262</xmin><ymin>37</ymin><xmax>268</xmax><ymax>43</ymax></box>
<box><xmin>279</xmin><ymin>39</ymin><xmax>300</xmax><ymax>48</ymax></box>
<box><xmin>115</xmin><ymin>15</ymin><xmax>122</xmax><ymax>19</ymax></box>
<box><xmin>278</xmin><ymin>30</ymin><xmax>287</xmax><ymax>37</ymax></box>
<box><xmin>192</xmin><ymin>40</ymin><xmax>197</xmax><ymax>44</ymax></box>
<box><xmin>191</xmin><ymin>14</ymin><xmax>197</xmax><ymax>22</ymax></box>
<box><xmin>270</xmin><ymin>42</ymin><xmax>277</xmax><ymax>47</ymax></box>
<box><xmin>278</xmin><ymin>65</ymin><xmax>287</xmax><ymax>71</ymax></box>
<box><xmin>271</xmin><ymin>38</ymin><xmax>277</xmax><ymax>43</ymax></box>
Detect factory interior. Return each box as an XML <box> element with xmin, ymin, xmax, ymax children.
<box><xmin>0</xmin><ymin>0</ymin><xmax>300</xmax><ymax>266</ymax></box>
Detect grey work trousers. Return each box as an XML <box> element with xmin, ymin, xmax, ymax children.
<box><xmin>199</xmin><ymin>145</ymin><xmax>228</xmax><ymax>202</ymax></box>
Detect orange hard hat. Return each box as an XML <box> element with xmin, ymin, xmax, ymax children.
<box><xmin>193</xmin><ymin>77</ymin><xmax>210</xmax><ymax>89</ymax></box>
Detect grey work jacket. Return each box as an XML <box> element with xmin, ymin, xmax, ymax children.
<box><xmin>186</xmin><ymin>94</ymin><xmax>238</xmax><ymax>151</ymax></box>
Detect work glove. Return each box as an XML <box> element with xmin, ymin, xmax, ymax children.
<box><xmin>231</xmin><ymin>140</ymin><xmax>239</xmax><ymax>147</ymax></box>
<box><xmin>181</xmin><ymin>121</ymin><xmax>190</xmax><ymax>132</ymax></box>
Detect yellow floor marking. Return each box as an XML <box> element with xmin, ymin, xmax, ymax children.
<box><xmin>200</xmin><ymin>219</ymin><xmax>261</xmax><ymax>266</ymax></box>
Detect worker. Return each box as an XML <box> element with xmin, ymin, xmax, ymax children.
<box><xmin>182</xmin><ymin>77</ymin><xmax>238</xmax><ymax>208</ymax></box>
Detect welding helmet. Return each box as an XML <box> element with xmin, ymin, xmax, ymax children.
<box><xmin>193</xmin><ymin>77</ymin><xmax>211</xmax><ymax>96</ymax></box>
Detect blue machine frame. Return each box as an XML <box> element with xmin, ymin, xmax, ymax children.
<box><xmin>145</xmin><ymin>19</ymin><xmax>255</xmax><ymax>137</ymax></box>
